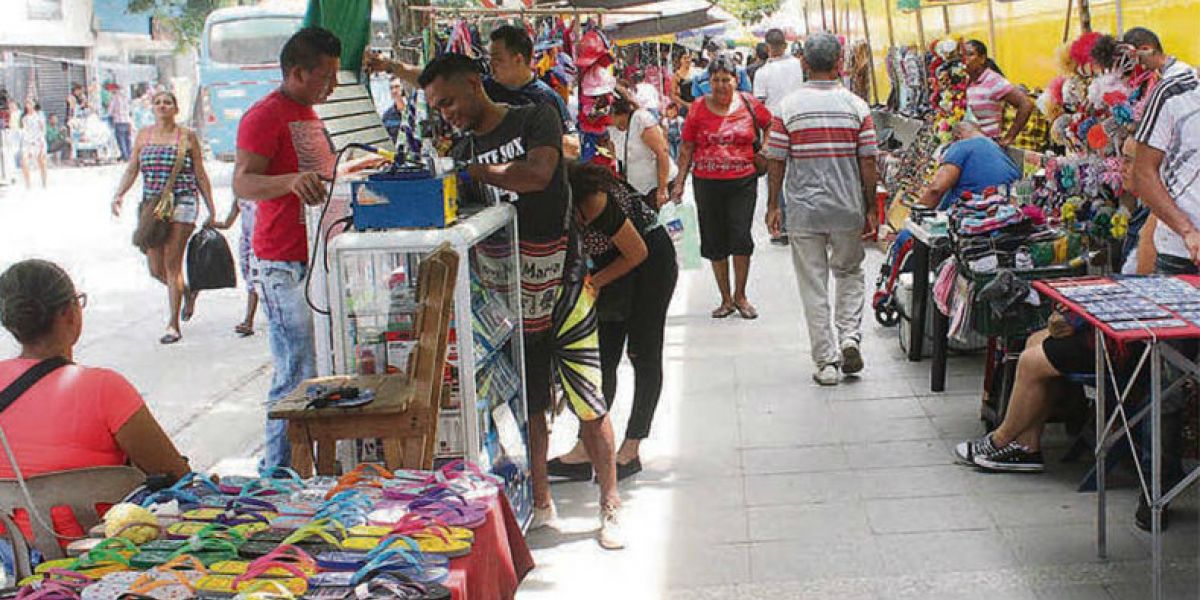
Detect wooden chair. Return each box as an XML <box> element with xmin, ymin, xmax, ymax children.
<box><xmin>0</xmin><ymin>465</ymin><xmax>144</xmax><ymax>579</ymax></box>
<box><xmin>271</xmin><ymin>243</ymin><xmax>460</xmax><ymax>475</ymax></box>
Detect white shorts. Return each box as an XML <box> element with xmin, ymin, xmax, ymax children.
<box><xmin>172</xmin><ymin>196</ymin><xmax>198</xmax><ymax>224</ymax></box>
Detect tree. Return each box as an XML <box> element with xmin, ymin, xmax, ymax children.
<box><xmin>715</xmin><ymin>0</ymin><xmax>782</xmax><ymax>25</ymax></box>
<box><xmin>126</xmin><ymin>0</ymin><xmax>232</xmax><ymax>51</ymax></box>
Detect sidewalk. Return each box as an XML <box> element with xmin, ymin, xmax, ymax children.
<box><xmin>520</xmin><ymin>215</ymin><xmax>1199</xmax><ymax>599</ymax></box>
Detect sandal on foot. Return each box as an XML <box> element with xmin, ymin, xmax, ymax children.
<box><xmin>711</xmin><ymin>304</ymin><xmax>736</xmax><ymax>319</ymax></box>
<box><xmin>735</xmin><ymin>302</ymin><xmax>758</xmax><ymax>320</ymax></box>
<box><xmin>235</xmin><ymin>323</ymin><xmax>254</xmax><ymax>337</ymax></box>
<box><xmin>160</xmin><ymin>330</ymin><xmax>181</xmax><ymax>345</ymax></box>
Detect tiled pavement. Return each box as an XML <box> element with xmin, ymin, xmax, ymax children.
<box><xmin>517</xmin><ymin>204</ymin><xmax>1199</xmax><ymax>599</ymax></box>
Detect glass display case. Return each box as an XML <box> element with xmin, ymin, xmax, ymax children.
<box><xmin>322</xmin><ymin>205</ymin><xmax>532</xmax><ymax>527</ymax></box>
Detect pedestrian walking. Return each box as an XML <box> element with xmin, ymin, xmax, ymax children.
<box><xmin>19</xmin><ymin>99</ymin><xmax>48</xmax><ymax>189</ymax></box>
<box><xmin>764</xmin><ymin>33</ymin><xmax>879</xmax><ymax>386</ymax></box>
<box><xmin>672</xmin><ymin>55</ymin><xmax>772</xmax><ymax>320</ymax></box>
<box><xmin>754</xmin><ymin>28</ymin><xmax>807</xmax><ymax>246</ymax></box>
<box><xmin>112</xmin><ymin>91</ymin><xmax>217</xmax><ymax>345</ymax></box>
<box><xmin>110</xmin><ymin>87</ymin><xmax>133</xmax><ymax>162</ymax></box>
<box><xmin>609</xmin><ymin>93</ymin><xmax>676</xmax><ymax>207</ymax></box>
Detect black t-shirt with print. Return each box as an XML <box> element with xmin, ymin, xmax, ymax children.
<box><xmin>452</xmin><ymin>103</ymin><xmax>567</xmax><ymax>243</ymax></box>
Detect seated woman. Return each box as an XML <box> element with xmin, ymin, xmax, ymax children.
<box><xmin>0</xmin><ymin>259</ymin><xmax>189</xmax><ymax>536</ymax></box>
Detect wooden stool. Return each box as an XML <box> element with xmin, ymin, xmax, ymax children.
<box><xmin>269</xmin><ymin>244</ymin><xmax>459</xmax><ymax>476</ymax></box>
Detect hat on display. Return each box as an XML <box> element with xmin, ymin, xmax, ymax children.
<box><xmin>575</xmin><ymin>30</ymin><xmax>612</xmax><ymax>70</ymax></box>
<box><xmin>581</xmin><ymin>66</ymin><xmax>616</xmax><ymax>97</ymax></box>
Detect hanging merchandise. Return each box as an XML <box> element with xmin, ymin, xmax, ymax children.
<box><xmin>575</xmin><ymin>23</ymin><xmax>618</xmax><ymax>166</ymax></box>
<box><xmin>927</xmin><ymin>39</ymin><xmax>969</xmax><ymax>145</ymax></box>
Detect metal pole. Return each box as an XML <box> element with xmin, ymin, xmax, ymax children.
<box><xmin>859</xmin><ymin>0</ymin><xmax>879</xmax><ymax>104</ymax></box>
<box><xmin>942</xmin><ymin>5</ymin><xmax>950</xmax><ymax>34</ymax></box>
<box><xmin>820</xmin><ymin>0</ymin><xmax>828</xmax><ymax>30</ymax></box>
<box><xmin>1095</xmin><ymin>328</ymin><xmax>1107</xmax><ymax>559</ymax></box>
<box><xmin>884</xmin><ymin>0</ymin><xmax>896</xmax><ymax>48</ymax></box>
<box><xmin>1151</xmin><ymin>342</ymin><xmax>1163</xmax><ymax>600</ymax></box>
<box><xmin>1115</xmin><ymin>0</ymin><xmax>1123</xmax><ymax>34</ymax></box>
<box><xmin>1078</xmin><ymin>0</ymin><xmax>1092</xmax><ymax>33</ymax></box>
<box><xmin>805</xmin><ymin>1</ymin><xmax>812</xmax><ymax>35</ymax></box>
<box><xmin>915</xmin><ymin>9</ymin><xmax>926</xmax><ymax>52</ymax></box>
<box><xmin>832</xmin><ymin>0</ymin><xmax>839</xmax><ymax>33</ymax></box>
<box><xmin>1062</xmin><ymin>0</ymin><xmax>1074</xmax><ymax>43</ymax></box>
<box><xmin>986</xmin><ymin>0</ymin><xmax>997</xmax><ymax>60</ymax></box>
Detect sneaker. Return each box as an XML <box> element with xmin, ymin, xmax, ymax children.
<box><xmin>973</xmin><ymin>441</ymin><xmax>1045</xmax><ymax>473</ymax></box>
<box><xmin>840</xmin><ymin>340</ymin><xmax>864</xmax><ymax>375</ymax></box>
<box><xmin>1135</xmin><ymin>494</ymin><xmax>1171</xmax><ymax>532</ymax></box>
<box><xmin>954</xmin><ymin>434</ymin><xmax>998</xmax><ymax>465</ymax></box>
<box><xmin>530</xmin><ymin>502</ymin><xmax>558</xmax><ymax>531</ymax></box>
<box><xmin>598</xmin><ymin>503</ymin><xmax>624</xmax><ymax>550</ymax></box>
<box><xmin>813</xmin><ymin>364</ymin><xmax>840</xmax><ymax>386</ymax></box>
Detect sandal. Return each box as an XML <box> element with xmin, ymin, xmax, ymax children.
<box><xmin>181</xmin><ymin>288</ymin><xmax>198</xmax><ymax>323</ymax></box>
<box><xmin>711</xmin><ymin>304</ymin><xmax>736</xmax><ymax>319</ymax></box>
<box><xmin>735</xmin><ymin>301</ymin><xmax>758</xmax><ymax>320</ymax></box>
<box><xmin>235</xmin><ymin>323</ymin><xmax>254</xmax><ymax>337</ymax></box>
<box><xmin>159</xmin><ymin>329</ymin><xmax>181</xmax><ymax>345</ymax></box>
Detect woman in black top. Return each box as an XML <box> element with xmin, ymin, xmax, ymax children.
<box><xmin>548</xmin><ymin>163</ymin><xmax>680</xmax><ymax>481</ymax></box>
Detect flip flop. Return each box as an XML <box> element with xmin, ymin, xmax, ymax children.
<box><xmin>711</xmin><ymin>304</ymin><xmax>736</xmax><ymax>319</ymax></box>
<box><xmin>159</xmin><ymin>331</ymin><xmax>182</xmax><ymax>345</ymax></box>
<box><xmin>235</xmin><ymin>323</ymin><xmax>254</xmax><ymax>337</ymax></box>
<box><xmin>736</xmin><ymin>302</ymin><xmax>758</xmax><ymax>320</ymax></box>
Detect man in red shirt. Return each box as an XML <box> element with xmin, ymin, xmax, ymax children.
<box><xmin>232</xmin><ymin>27</ymin><xmax>340</xmax><ymax>470</ymax></box>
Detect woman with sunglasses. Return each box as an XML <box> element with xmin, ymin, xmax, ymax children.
<box><xmin>112</xmin><ymin>91</ymin><xmax>217</xmax><ymax>345</ymax></box>
<box><xmin>0</xmin><ymin>259</ymin><xmax>189</xmax><ymax>487</ymax></box>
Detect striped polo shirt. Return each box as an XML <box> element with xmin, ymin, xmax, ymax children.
<box><xmin>766</xmin><ymin>79</ymin><xmax>878</xmax><ymax>233</ymax></box>
<box><xmin>1134</xmin><ymin>68</ymin><xmax>1200</xmax><ymax>260</ymax></box>
<box><xmin>966</xmin><ymin>69</ymin><xmax>1015</xmax><ymax>139</ymax></box>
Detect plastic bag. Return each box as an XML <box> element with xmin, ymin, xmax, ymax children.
<box><xmin>658</xmin><ymin>200</ymin><xmax>701</xmax><ymax>270</ymax></box>
<box><xmin>185</xmin><ymin>227</ymin><xmax>237</xmax><ymax>291</ymax></box>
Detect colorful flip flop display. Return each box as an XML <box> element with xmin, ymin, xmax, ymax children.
<box><xmin>4</xmin><ymin>461</ymin><xmax>498</xmax><ymax>600</ymax></box>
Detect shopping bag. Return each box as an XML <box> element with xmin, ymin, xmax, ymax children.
<box><xmin>185</xmin><ymin>227</ymin><xmax>237</xmax><ymax>291</ymax></box>
<box><xmin>658</xmin><ymin>200</ymin><xmax>701</xmax><ymax>270</ymax></box>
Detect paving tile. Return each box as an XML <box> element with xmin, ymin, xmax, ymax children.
<box><xmin>1034</xmin><ymin>584</ymin><xmax>1117</xmax><ymax>600</ymax></box>
<box><xmin>918</xmin><ymin>393</ymin><xmax>983</xmax><ymax>417</ymax></box>
<box><xmin>738</xmin><ymin>420</ymin><xmax>845</xmax><ymax>448</ymax></box>
<box><xmin>845</xmin><ymin>439</ymin><xmax>949</xmax><ymax>470</ymax></box>
<box><xmin>877</xmin><ymin>530</ymin><xmax>1019</xmax><ymax>575</ymax></box>
<box><xmin>855</xmin><ymin>465</ymin><xmax>975</xmax><ymax>499</ymax></box>
<box><xmin>746</xmin><ymin>501</ymin><xmax>872</xmax><ymax>542</ymax></box>
<box><xmin>746</xmin><ymin>538</ymin><xmax>888</xmax><ymax>583</ymax></box>
<box><xmin>865</xmin><ymin>495</ymin><xmax>995</xmax><ymax>534</ymax></box>
<box><xmin>1000</xmin><ymin>523</ymin><xmax>1149</xmax><ymax>567</ymax></box>
<box><xmin>740</xmin><ymin>445</ymin><xmax>849</xmax><ymax>475</ymax></box>
<box><xmin>828</xmin><ymin>397</ymin><xmax>926</xmax><ymax>421</ymax></box>
<box><xmin>822</xmin><ymin>377</ymin><xmax>923</xmax><ymax>401</ymax></box>
<box><xmin>744</xmin><ymin>471</ymin><xmax>860</xmax><ymax>507</ymax></box>
<box><xmin>979</xmin><ymin>491</ymin><xmax>1099</xmax><ymax>528</ymax></box>
<box><xmin>837</xmin><ymin>415</ymin><xmax>942</xmax><ymax>443</ymax></box>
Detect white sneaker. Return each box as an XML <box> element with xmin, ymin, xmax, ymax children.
<box><xmin>530</xmin><ymin>502</ymin><xmax>558</xmax><ymax>531</ymax></box>
<box><xmin>813</xmin><ymin>364</ymin><xmax>840</xmax><ymax>386</ymax></box>
<box><xmin>597</xmin><ymin>503</ymin><xmax>624</xmax><ymax>550</ymax></box>
<box><xmin>841</xmin><ymin>340</ymin><xmax>864</xmax><ymax>375</ymax></box>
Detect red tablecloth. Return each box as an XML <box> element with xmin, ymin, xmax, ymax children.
<box><xmin>1033</xmin><ymin>275</ymin><xmax>1200</xmax><ymax>345</ymax></box>
<box><xmin>443</xmin><ymin>493</ymin><xmax>534</xmax><ymax>600</ymax></box>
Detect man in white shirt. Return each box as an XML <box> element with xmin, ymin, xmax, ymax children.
<box><xmin>754</xmin><ymin>28</ymin><xmax>807</xmax><ymax>246</ymax></box>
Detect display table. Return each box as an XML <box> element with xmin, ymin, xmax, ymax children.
<box><xmin>445</xmin><ymin>493</ymin><xmax>535</xmax><ymax>600</ymax></box>
<box><xmin>1034</xmin><ymin>275</ymin><xmax>1200</xmax><ymax>600</ymax></box>
<box><xmin>903</xmin><ymin>215</ymin><xmax>951</xmax><ymax>392</ymax></box>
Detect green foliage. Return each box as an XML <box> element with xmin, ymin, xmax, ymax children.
<box><xmin>715</xmin><ymin>0</ymin><xmax>783</xmax><ymax>25</ymax></box>
<box><xmin>126</xmin><ymin>0</ymin><xmax>230</xmax><ymax>51</ymax></box>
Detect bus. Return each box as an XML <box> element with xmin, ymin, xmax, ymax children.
<box><xmin>195</xmin><ymin>6</ymin><xmax>303</xmax><ymax>161</ymax></box>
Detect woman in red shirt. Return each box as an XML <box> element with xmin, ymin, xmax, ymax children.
<box><xmin>671</xmin><ymin>55</ymin><xmax>772</xmax><ymax>319</ymax></box>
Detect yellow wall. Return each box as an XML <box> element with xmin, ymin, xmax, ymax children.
<box><xmin>793</xmin><ymin>0</ymin><xmax>1200</xmax><ymax>103</ymax></box>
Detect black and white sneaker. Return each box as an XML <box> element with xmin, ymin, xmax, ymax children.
<box><xmin>973</xmin><ymin>441</ymin><xmax>1045</xmax><ymax>473</ymax></box>
<box><xmin>954</xmin><ymin>434</ymin><xmax>997</xmax><ymax>465</ymax></box>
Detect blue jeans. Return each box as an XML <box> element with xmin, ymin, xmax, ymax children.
<box><xmin>114</xmin><ymin>122</ymin><xmax>131</xmax><ymax>161</ymax></box>
<box><xmin>255</xmin><ymin>259</ymin><xmax>316</xmax><ymax>471</ymax></box>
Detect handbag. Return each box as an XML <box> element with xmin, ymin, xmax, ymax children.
<box><xmin>132</xmin><ymin>131</ymin><xmax>188</xmax><ymax>253</ymax></box>
<box><xmin>740</xmin><ymin>93</ymin><xmax>769</xmax><ymax>177</ymax></box>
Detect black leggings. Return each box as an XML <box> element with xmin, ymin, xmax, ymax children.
<box><xmin>596</xmin><ymin>228</ymin><xmax>678</xmax><ymax>440</ymax></box>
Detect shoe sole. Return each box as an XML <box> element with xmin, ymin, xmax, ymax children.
<box><xmin>841</xmin><ymin>346</ymin><xmax>864</xmax><ymax>375</ymax></box>
<box><xmin>812</xmin><ymin>374</ymin><xmax>840</xmax><ymax>386</ymax></box>
<box><xmin>973</xmin><ymin>458</ymin><xmax>1045</xmax><ymax>473</ymax></box>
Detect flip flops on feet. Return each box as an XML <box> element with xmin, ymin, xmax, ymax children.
<box><xmin>160</xmin><ymin>328</ymin><xmax>181</xmax><ymax>345</ymax></box>
<box><xmin>235</xmin><ymin>323</ymin><xmax>255</xmax><ymax>337</ymax></box>
<box><xmin>711</xmin><ymin>304</ymin><xmax>736</xmax><ymax>319</ymax></box>
<box><xmin>735</xmin><ymin>301</ymin><xmax>758</xmax><ymax>320</ymax></box>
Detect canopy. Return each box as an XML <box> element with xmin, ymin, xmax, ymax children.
<box><xmin>597</xmin><ymin>0</ymin><xmax>735</xmax><ymax>41</ymax></box>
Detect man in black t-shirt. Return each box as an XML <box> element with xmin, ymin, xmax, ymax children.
<box><xmin>419</xmin><ymin>54</ymin><xmax>624</xmax><ymax>550</ymax></box>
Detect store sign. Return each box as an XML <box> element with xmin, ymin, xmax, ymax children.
<box><xmin>27</xmin><ymin>0</ymin><xmax>62</xmax><ymax>20</ymax></box>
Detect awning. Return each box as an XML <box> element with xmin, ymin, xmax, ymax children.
<box><xmin>596</xmin><ymin>0</ymin><xmax>734</xmax><ymax>41</ymax></box>
<box><xmin>565</xmin><ymin>0</ymin><xmax>667</xmax><ymax>8</ymax></box>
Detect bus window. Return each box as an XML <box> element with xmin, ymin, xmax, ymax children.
<box><xmin>207</xmin><ymin>17</ymin><xmax>302</xmax><ymax>65</ymax></box>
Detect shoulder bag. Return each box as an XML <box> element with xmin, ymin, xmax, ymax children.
<box><xmin>740</xmin><ymin>93</ymin><xmax>769</xmax><ymax>178</ymax></box>
<box><xmin>133</xmin><ymin>131</ymin><xmax>188</xmax><ymax>253</ymax></box>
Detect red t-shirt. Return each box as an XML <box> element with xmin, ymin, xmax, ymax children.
<box><xmin>0</xmin><ymin>359</ymin><xmax>144</xmax><ymax>477</ymax></box>
<box><xmin>682</xmin><ymin>94</ymin><xmax>773</xmax><ymax>180</ymax></box>
<box><xmin>236</xmin><ymin>90</ymin><xmax>336</xmax><ymax>263</ymax></box>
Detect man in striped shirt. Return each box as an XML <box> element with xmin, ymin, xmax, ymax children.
<box><xmin>765</xmin><ymin>32</ymin><xmax>879</xmax><ymax>387</ymax></box>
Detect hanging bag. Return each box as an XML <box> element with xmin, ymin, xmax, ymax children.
<box><xmin>132</xmin><ymin>131</ymin><xmax>187</xmax><ymax>253</ymax></box>
<box><xmin>739</xmin><ymin>93</ymin><xmax>769</xmax><ymax>177</ymax></box>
